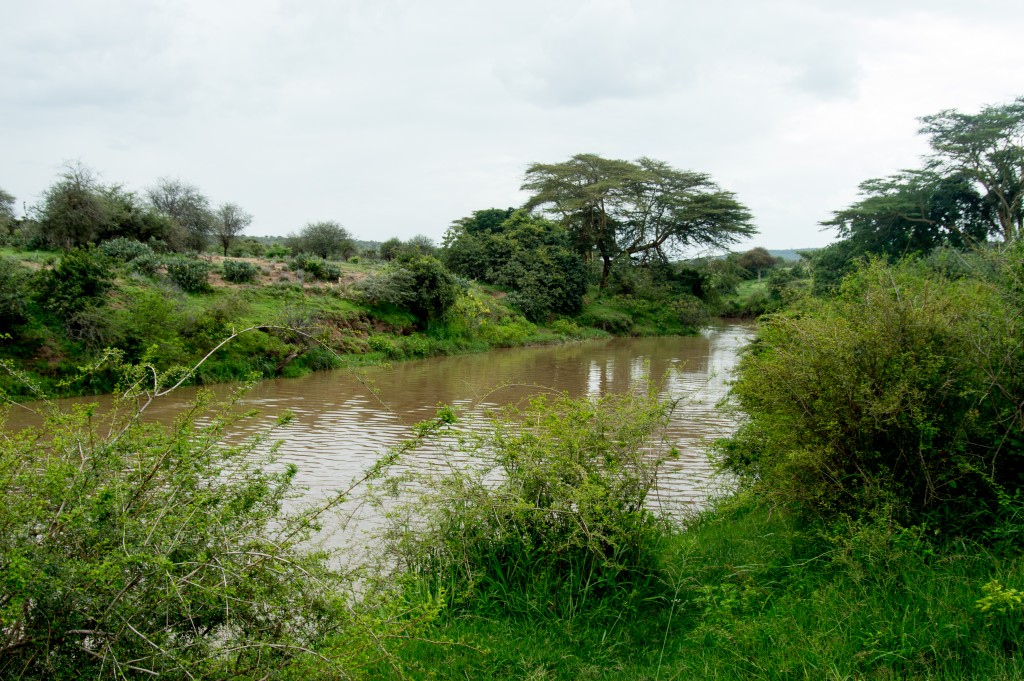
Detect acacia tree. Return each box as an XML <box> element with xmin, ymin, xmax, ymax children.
<box><xmin>147</xmin><ymin>178</ymin><xmax>214</xmax><ymax>252</ymax></box>
<box><xmin>821</xmin><ymin>169</ymin><xmax>993</xmax><ymax>261</ymax></box>
<box><xmin>737</xmin><ymin>247</ymin><xmax>779</xmax><ymax>281</ymax></box>
<box><xmin>36</xmin><ymin>162</ymin><xmax>110</xmax><ymax>249</ymax></box>
<box><xmin>523</xmin><ymin>154</ymin><xmax>754</xmax><ymax>288</ymax></box>
<box><xmin>297</xmin><ymin>220</ymin><xmax>355</xmax><ymax>260</ymax></box>
<box><xmin>214</xmin><ymin>202</ymin><xmax>253</xmax><ymax>256</ymax></box>
<box><xmin>919</xmin><ymin>97</ymin><xmax>1024</xmax><ymax>241</ymax></box>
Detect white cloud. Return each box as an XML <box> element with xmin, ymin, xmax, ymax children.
<box><xmin>1</xmin><ymin>0</ymin><xmax>1022</xmax><ymax>249</ymax></box>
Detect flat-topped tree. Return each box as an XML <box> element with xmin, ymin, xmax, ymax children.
<box><xmin>920</xmin><ymin>96</ymin><xmax>1024</xmax><ymax>242</ymax></box>
<box><xmin>522</xmin><ymin>154</ymin><xmax>755</xmax><ymax>288</ymax></box>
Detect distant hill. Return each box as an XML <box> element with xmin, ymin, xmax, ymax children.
<box><xmin>769</xmin><ymin>249</ymin><xmax>816</xmax><ymax>262</ymax></box>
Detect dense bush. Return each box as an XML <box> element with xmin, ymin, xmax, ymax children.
<box><xmin>443</xmin><ymin>209</ymin><xmax>589</xmax><ymax>320</ymax></box>
<box><xmin>222</xmin><ymin>258</ymin><xmax>261</xmax><ymax>283</ymax></box>
<box><xmin>290</xmin><ymin>254</ymin><xmax>341</xmax><ymax>281</ymax></box>
<box><xmin>37</xmin><ymin>247</ymin><xmax>113</xmax><ymax>319</ymax></box>
<box><xmin>719</xmin><ymin>253</ymin><xmax>1024</xmax><ymax>531</ymax></box>
<box><xmin>128</xmin><ymin>252</ymin><xmax>163</xmax><ymax>277</ymax></box>
<box><xmin>98</xmin><ymin>237</ymin><xmax>154</xmax><ymax>262</ymax></box>
<box><xmin>378</xmin><ymin>387</ymin><xmax>678</xmax><ymax>620</ymax></box>
<box><xmin>164</xmin><ymin>256</ymin><xmax>212</xmax><ymax>292</ymax></box>
<box><xmin>0</xmin><ymin>375</ymin><xmax>438</xmax><ymax>679</ymax></box>
<box><xmin>0</xmin><ymin>256</ymin><xmax>31</xmax><ymax>326</ymax></box>
<box><xmin>359</xmin><ymin>256</ymin><xmax>464</xmax><ymax>328</ymax></box>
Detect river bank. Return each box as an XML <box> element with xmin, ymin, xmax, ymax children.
<box><xmin>0</xmin><ymin>248</ymin><xmax>718</xmax><ymax>401</ymax></box>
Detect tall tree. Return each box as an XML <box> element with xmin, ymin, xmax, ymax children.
<box><xmin>297</xmin><ymin>221</ymin><xmax>355</xmax><ymax>260</ymax></box>
<box><xmin>523</xmin><ymin>154</ymin><xmax>754</xmax><ymax>287</ymax></box>
<box><xmin>737</xmin><ymin>247</ymin><xmax>779</xmax><ymax>281</ymax></box>
<box><xmin>147</xmin><ymin>178</ymin><xmax>214</xmax><ymax>252</ymax></box>
<box><xmin>522</xmin><ymin>154</ymin><xmax>634</xmax><ymax>287</ymax></box>
<box><xmin>0</xmin><ymin>187</ymin><xmax>15</xmax><ymax>236</ymax></box>
<box><xmin>214</xmin><ymin>202</ymin><xmax>253</xmax><ymax>256</ymax></box>
<box><xmin>919</xmin><ymin>97</ymin><xmax>1024</xmax><ymax>241</ymax></box>
<box><xmin>822</xmin><ymin>169</ymin><xmax>993</xmax><ymax>259</ymax></box>
<box><xmin>36</xmin><ymin>162</ymin><xmax>110</xmax><ymax>249</ymax></box>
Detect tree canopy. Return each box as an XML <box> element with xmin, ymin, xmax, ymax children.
<box><xmin>214</xmin><ymin>202</ymin><xmax>253</xmax><ymax>256</ymax></box>
<box><xmin>522</xmin><ymin>154</ymin><xmax>755</xmax><ymax>287</ymax></box>
<box><xmin>147</xmin><ymin>178</ymin><xmax>214</xmax><ymax>252</ymax></box>
<box><xmin>919</xmin><ymin>96</ymin><xmax>1024</xmax><ymax>241</ymax></box>
<box><xmin>295</xmin><ymin>221</ymin><xmax>356</xmax><ymax>260</ymax></box>
<box><xmin>443</xmin><ymin>209</ymin><xmax>589</xmax><ymax>320</ymax></box>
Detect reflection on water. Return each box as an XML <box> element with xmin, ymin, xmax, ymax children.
<box><xmin>4</xmin><ymin>323</ymin><xmax>754</xmax><ymax>517</ymax></box>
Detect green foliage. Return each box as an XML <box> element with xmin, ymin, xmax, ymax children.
<box><xmin>34</xmin><ymin>163</ymin><xmax>110</xmax><ymax>249</ymax></box>
<box><xmin>98</xmin><ymin>237</ymin><xmax>155</xmax><ymax>262</ymax></box>
<box><xmin>264</xmin><ymin>242</ymin><xmax>291</xmax><ymax>258</ymax></box>
<box><xmin>38</xmin><ymin>247</ymin><xmax>113</xmax><ymax>319</ymax></box>
<box><xmin>0</xmin><ymin>370</ymin><xmax>439</xmax><ymax>679</ymax></box>
<box><xmin>736</xmin><ymin>246</ymin><xmax>780</xmax><ymax>279</ymax></box>
<box><xmin>222</xmin><ymin>258</ymin><xmax>261</xmax><ymax>283</ymax></box>
<box><xmin>0</xmin><ymin>256</ymin><xmax>31</xmax><ymax>326</ymax></box>
<box><xmin>522</xmin><ymin>154</ymin><xmax>755</xmax><ymax>288</ymax></box>
<box><xmin>359</xmin><ymin>256</ymin><xmax>464</xmax><ymax>328</ymax></box>
<box><xmin>443</xmin><ymin>209</ymin><xmax>589</xmax><ymax>320</ymax></box>
<box><xmin>294</xmin><ymin>221</ymin><xmax>355</xmax><ymax>260</ymax></box>
<box><xmin>128</xmin><ymin>252</ymin><xmax>163</xmax><ymax>277</ymax></box>
<box><xmin>164</xmin><ymin>255</ymin><xmax>212</xmax><ymax>293</ymax></box>
<box><xmin>378</xmin><ymin>387</ymin><xmax>679</xmax><ymax>621</ymax></box>
<box><xmin>146</xmin><ymin>178</ymin><xmax>214</xmax><ymax>252</ymax></box>
<box><xmin>719</xmin><ymin>253</ymin><xmax>1024</xmax><ymax>530</ymax></box>
<box><xmin>919</xmin><ymin>96</ymin><xmax>1024</xmax><ymax>241</ymax></box>
<box><xmin>289</xmin><ymin>254</ymin><xmax>341</xmax><ymax>281</ymax></box>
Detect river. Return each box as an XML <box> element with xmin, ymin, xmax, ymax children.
<box><xmin>4</xmin><ymin>321</ymin><xmax>753</xmax><ymax>521</ymax></box>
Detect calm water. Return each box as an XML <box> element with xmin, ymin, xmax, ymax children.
<box><xmin>4</xmin><ymin>322</ymin><xmax>753</xmax><ymax>519</ymax></box>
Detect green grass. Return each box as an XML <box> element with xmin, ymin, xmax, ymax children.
<box><xmin>377</xmin><ymin>497</ymin><xmax>1024</xmax><ymax>680</ymax></box>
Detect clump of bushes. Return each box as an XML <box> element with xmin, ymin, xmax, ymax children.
<box><xmin>719</xmin><ymin>253</ymin><xmax>1024</xmax><ymax>533</ymax></box>
<box><xmin>358</xmin><ymin>256</ymin><xmax>465</xmax><ymax>329</ymax></box>
<box><xmin>0</xmin><ymin>256</ymin><xmax>31</xmax><ymax>326</ymax></box>
<box><xmin>165</xmin><ymin>256</ymin><xmax>212</xmax><ymax>293</ymax></box>
<box><xmin>377</xmin><ymin>386</ymin><xmax>678</xmax><ymax>619</ymax></box>
<box><xmin>98</xmin><ymin>237</ymin><xmax>155</xmax><ymax>262</ymax></box>
<box><xmin>129</xmin><ymin>253</ymin><xmax>163</xmax><ymax>277</ymax></box>
<box><xmin>222</xmin><ymin>258</ymin><xmax>261</xmax><ymax>284</ymax></box>
<box><xmin>290</xmin><ymin>254</ymin><xmax>341</xmax><ymax>282</ymax></box>
<box><xmin>0</xmin><ymin>375</ymin><xmax>439</xmax><ymax>679</ymax></box>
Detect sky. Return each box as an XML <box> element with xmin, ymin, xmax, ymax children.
<box><xmin>3</xmin><ymin>0</ymin><xmax>1023</xmax><ymax>251</ymax></box>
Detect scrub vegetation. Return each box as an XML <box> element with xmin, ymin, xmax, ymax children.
<box><xmin>2</xmin><ymin>96</ymin><xmax>1023</xmax><ymax>678</ymax></box>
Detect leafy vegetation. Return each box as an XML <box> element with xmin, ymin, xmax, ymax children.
<box><xmin>0</xmin><ymin>364</ymin><xmax>442</xmax><ymax>679</ymax></box>
<box><xmin>376</xmin><ymin>387</ymin><xmax>679</xmax><ymax>621</ymax></box>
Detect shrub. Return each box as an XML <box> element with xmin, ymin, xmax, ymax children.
<box><xmin>265</xmin><ymin>243</ymin><xmax>291</xmax><ymax>258</ymax></box>
<box><xmin>367</xmin><ymin>334</ymin><xmax>404</xmax><ymax>360</ymax></box>
<box><xmin>37</xmin><ymin>247</ymin><xmax>112</xmax><ymax>318</ymax></box>
<box><xmin>0</xmin><ymin>256</ymin><xmax>31</xmax><ymax>326</ymax></box>
<box><xmin>290</xmin><ymin>254</ymin><xmax>341</xmax><ymax>281</ymax></box>
<box><xmin>0</xmin><ymin>374</ymin><xmax>438</xmax><ymax>679</ymax></box>
<box><xmin>718</xmin><ymin>255</ymin><xmax>1024</xmax><ymax>531</ymax></box>
<box><xmin>377</xmin><ymin>387</ymin><xmax>678</xmax><ymax>620</ymax></box>
<box><xmin>359</xmin><ymin>257</ymin><xmax>464</xmax><ymax>329</ymax></box>
<box><xmin>165</xmin><ymin>256</ymin><xmax>212</xmax><ymax>292</ymax></box>
<box><xmin>98</xmin><ymin>237</ymin><xmax>154</xmax><ymax>262</ymax></box>
<box><xmin>222</xmin><ymin>258</ymin><xmax>261</xmax><ymax>284</ymax></box>
<box><xmin>128</xmin><ymin>253</ymin><xmax>163</xmax><ymax>277</ymax></box>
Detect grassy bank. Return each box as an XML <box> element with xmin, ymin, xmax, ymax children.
<box><xmin>377</xmin><ymin>497</ymin><xmax>1024</xmax><ymax>679</ymax></box>
<box><xmin>0</xmin><ymin>248</ymin><xmax>640</xmax><ymax>400</ymax></box>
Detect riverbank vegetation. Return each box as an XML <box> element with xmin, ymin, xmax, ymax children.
<box><xmin>2</xmin><ymin>96</ymin><xmax>1023</xmax><ymax>678</ymax></box>
<box><xmin>0</xmin><ymin>154</ymin><xmax>770</xmax><ymax>400</ymax></box>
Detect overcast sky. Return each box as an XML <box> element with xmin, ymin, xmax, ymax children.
<box><xmin>3</xmin><ymin>0</ymin><xmax>1023</xmax><ymax>251</ymax></box>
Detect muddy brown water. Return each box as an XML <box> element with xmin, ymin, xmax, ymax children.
<box><xmin>4</xmin><ymin>322</ymin><xmax>754</xmax><ymax>527</ymax></box>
